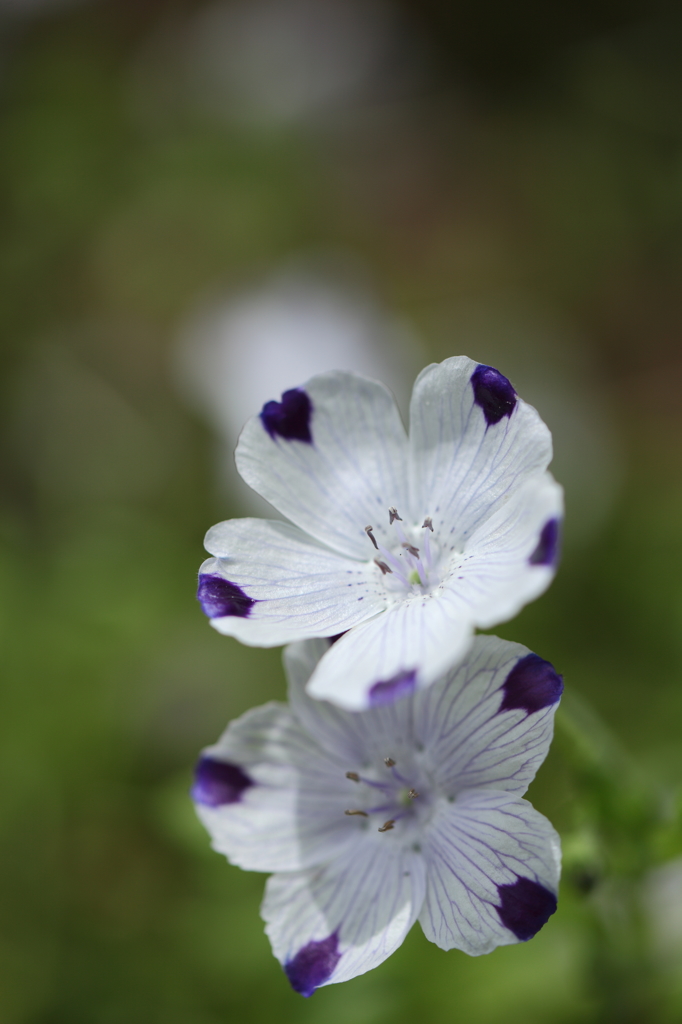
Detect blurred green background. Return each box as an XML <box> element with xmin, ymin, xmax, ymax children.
<box><xmin>2</xmin><ymin>1</ymin><xmax>682</xmax><ymax>1021</ymax></box>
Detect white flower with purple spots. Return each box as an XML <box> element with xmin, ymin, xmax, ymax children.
<box><xmin>192</xmin><ymin>634</ymin><xmax>563</xmax><ymax>996</ymax></box>
<box><xmin>198</xmin><ymin>356</ymin><xmax>563</xmax><ymax>710</ymax></box>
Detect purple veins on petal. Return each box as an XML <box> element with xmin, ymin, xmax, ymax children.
<box><xmin>529</xmin><ymin>518</ymin><xmax>561</xmax><ymax>567</ymax></box>
<box><xmin>499</xmin><ymin>653</ymin><xmax>563</xmax><ymax>715</ymax></box>
<box><xmin>284</xmin><ymin>933</ymin><xmax>341</xmax><ymax>997</ymax></box>
<box><xmin>368</xmin><ymin>670</ymin><xmax>417</xmax><ymax>708</ymax></box>
<box><xmin>471</xmin><ymin>364</ymin><xmax>517</xmax><ymax>426</ymax></box>
<box><xmin>197</xmin><ymin>574</ymin><xmax>255</xmax><ymax>618</ymax></box>
<box><xmin>191</xmin><ymin>757</ymin><xmax>253</xmax><ymax>807</ymax></box>
<box><xmin>496</xmin><ymin>876</ymin><xmax>557</xmax><ymax>941</ymax></box>
<box><xmin>260</xmin><ymin>387</ymin><xmax>313</xmax><ymax>443</ymax></box>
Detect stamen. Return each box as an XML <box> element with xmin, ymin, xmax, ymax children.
<box><xmin>374</xmin><ymin>559</ymin><xmax>392</xmax><ymax>575</ymax></box>
<box><xmin>408</xmin><ymin>789</ymin><xmax>419</xmax><ymax>799</ymax></box>
<box><xmin>345</xmin><ymin>809</ymin><xmax>368</xmax><ymax>817</ymax></box>
<box><xmin>388</xmin><ymin>507</ymin><xmax>403</xmax><ymax>524</ymax></box>
<box><xmin>365</xmin><ymin>526</ymin><xmax>378</xmax><ymax>550</ymax></box>
<box><xmin>345</xmin><ymin>772</ymin><xmax>360</xmax><ymax>782</ymax></box>
<box><xmin>422</xmin><ymin>517</ymin><xmax>433</xmax><ymax>532</ymax></box>
<box><xmin>378</xmin><ymin>820</ymin><xmax>395</xmax><ymax>832</ymax></box>
<box><xmin>402</xmin><ymin>543</ymin><xmax>420</xmax><ymax>558</ymax></box>
<box><xmin>384</xmin><ymin>757</ymin><xmax>396</xmax><ymax>767</ymax></box>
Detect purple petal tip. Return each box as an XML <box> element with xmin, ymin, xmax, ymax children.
<box><xmin>284</xmin><ymin>933</ymin><xmax>341</xmax><ymax>997</ymax></box>
<box><xmin>471</xmin><ymin>364</ymin><xmax>516</xmax><ymax>426</ymax></box>
<box><xmin>499</xmin><ymin>653</ymin><xmax>563</xmax><ymax>715</ymax></box>
<box><xmin>261</xmin><ymin>388</ymin><xmax>313</xmax><ymax>443</ymax></box>
<box><xmin>191</xmin><ymin>757</ymin><xmax>252</xmax><ymax>807</ymax></box>
<box><xmin>197</xmin><ymin>574</ymin><xmax>255</xmax><ymax>619</ymax></box>
<box><xmin>368</xmin><ymin>669</ymin><xmax>417</xmax><ymax>707</ymax></box>
<box><xmin>529</xmin><ymin>518</ymin><xmax>561</xmax><ymax>567</ymax></box>
<box><xmin>497</xmin><ymin>876</ymin><xmax>557</xmax><ymax>941</ymax></box>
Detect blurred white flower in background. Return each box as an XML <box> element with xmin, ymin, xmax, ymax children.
<box><xmin>185</xmin><ymin>0</ymin><xmax>414</xmax><ymax>126</ymax></box>
<box><xmin>175</xmin><ymin>263</ymin><xmax>425</xmax><ymax>513</ymax></box>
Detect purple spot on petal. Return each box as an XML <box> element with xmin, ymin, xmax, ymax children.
<box><xmin>261</xmin><ymin>388</ymin><xmax>313</xmax><ymax>443</ymax></box>
<box><xmin>285</xmin><ymin>932</ymin><xmax>341</xmax><ymax>997</ymax></box>
<box><xmin>369</xmin><ymin>670</ymin><xmax>417</xmax><ymax>707</ymax></box>
<box><xmin>497</xmin><ymin>876</ymin><xmax>557</xmax><ymax>941</ymax></box>
<box><xmin>529</xmin><ymin>518</ymin><xmax>561</xmax><ymax>567</ymax></box>
<box><xmin>191</xmin><ymin>757</ymin><xmax>252</xmax><ymax>807</ymax></box>
<box><xmin>471</xmin><ymin>364</ymin><xmax>517</xmax><ymax>425</ymax></box>
<box><xmin>197</xmin><ymin>574</ymin><xmax>255</xmax><ymax>618</ymax></box>
<box><xmin>499</xmin><ymin>653</ymin><xmax>563</xmax><ymax>715</ymax></box>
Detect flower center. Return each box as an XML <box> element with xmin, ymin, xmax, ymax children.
<box><xmin>343</xmin><ymin>756</ymin><xmax>428</xmax><ymax>835</ymax></box>
<box><xmin>365</xmin><ymin>509</ymin><xmax>441</xmax><ymax>596</ymax></box>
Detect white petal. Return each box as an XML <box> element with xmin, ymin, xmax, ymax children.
<box><xmin>195</xmin><ymin>702</ymin><xmax>359</xmax><ymax>872</ymax></box>
<box><xmin>409</xmin><ymin>357</ymin><xmax>554</xmax><ymax>545</ymax></box>
<box><xmin>419</xmin><ymin>790</ymin><xmax>561</xmax><ymax>955</ymax></box>
<box><xmin>262</xmin><ymin>840</ymin><xmax>426</xmax><ymax>994</ymax></box>
<box><xmin>235</xmin><ymin>371</ymin><xmax>410</xmax><ymax>560</ymax></box>
<box><xmin>440</xmin><ymin>472</ymin><xmax>564</xmax><ymax>631</ymax></box>
<box><xmin>284</xmin><ymin>638</ymin><xmax>424</xmax><ymax>765</ymax></box>
<box><xmin>200</xmin><ymin>518</ymin><xmax>385</xmax><ymax>645</ymax></box>
<box><xmin>305</xmin><ymin>595</ymin><xmax>474</xmax><ymax>711</ymax></box>
<box><xmin>413</xmin><ymin>634</ymin><xmax>562</xmax><ymax>796</ymax></box>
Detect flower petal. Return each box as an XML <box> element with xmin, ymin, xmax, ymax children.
<box><xmin>409</xmin><ymin>357</ymin><xmax>554</xmax><ymax>546</ymax></box>
<box><xmin>262</xmin><ymin>840</ymin><xmax>426</xmax><ymax>994</ymax></box>
<box><xmin>236</xmin><ymin>371</ymin><xmax>410</xmax><ymax>560</ymax></box>
<box><xmin>284</xmin><ymin>638</ymin><xmax>425</xmax><ymax>765</ymax></box>
<box><xmin>439</xmin><ymin>472</ymin><xmax>564</xmax><ymax>631</ymax></box>
<box><xmin>413</xmin><ymin>634</ymin><xmax>562</xmax><ymax>796</ymax></box>
<box><xmin>305</xmin><ymin>595</ymin><xmax>474</xmax><ymax>711</ymax></box>
<box><xmin>201</xmin><ymin>518</ymin><xmax>385</xmax><ymax>645</ymax></box>
<box><xmin>194</xmin><ymin>702</ymin><xmax>359</xmax><ymax>872</ymax></box>
<box><xmin>419</xmin><ymin>790</ymin><xmax>560</xmax><ymax>955</ymax></box>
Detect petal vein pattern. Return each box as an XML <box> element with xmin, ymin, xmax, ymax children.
<box><xmin>236</xmin><ymin>372</ymin><xmax>411</xmax><ymax>559</ymax></box>
<box><xmin>193</xmin><ymin>635</ymin><xmax>562</xmax><ymax>993</ymax></box>
<box><xmin>202</xmin><ymin>518</ymin><xmax>385</xmax><ymax>645</ymax></box>
<box><xmin>201</xmin><ymin>358</ymin><xmax>563</xmax><ymax>708</ymax></box>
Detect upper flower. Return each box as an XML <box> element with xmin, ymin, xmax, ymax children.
<box><xmin>198</xmin><ymin>356</ymin><xmax>563</xmax><ymax>710</ymax></box>
<box><xmin>192</xmin><ymin>634</ymin><xmax>563</xmax><ymax>995</ymax></box>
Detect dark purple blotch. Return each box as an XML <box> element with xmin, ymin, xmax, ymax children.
<box><xmin>496</xmin><ymin>876</ymin><xmax>557</xmax><ymax>941</ymax></box>
<box><xmin>191</xmin><ymin>756</ymin><xmax>253</xmax><ymax>807</ymax></box>
<box><xmin>261</xmin><ymin>388</ymin><xmax>313</xmax><ymax>443</ymax></box>
<box><xmin>471</xmin><ymin>364</ymin><xmax>517</xmax><ymax>426</ymax></box>
<box><xmin>368</xmin><ymin>669</ymin><xmax>417</xmax><ymax>708</ymax></box>
<box><xmin>284</xmin><ymin>932</ymin><xmax>341</xmax><ymax>997</ymax></box>
<box><xmin>197</xmin><ymin>574</ymin><xmax>255</xmax><ymax>618</ymax></box>
<box><xmin>499</xmin><ymin>653</ymin><xmax>563</xmax><ymax>715</ymax></box>
<box><xmin>529</xmin><ymin>518</ymin><xmax>561</xmax><ymax>567</ymax></box>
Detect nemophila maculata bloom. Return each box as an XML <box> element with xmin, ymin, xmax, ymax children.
<box><xmin>192</xmin><ymin>635</ymin><xmax>563</xmax><ymax>996</ymax></box>
<box><xmin>197</xmin><ymin>356</ymin><xmax>563</xmax><ymax>710</ymax></box>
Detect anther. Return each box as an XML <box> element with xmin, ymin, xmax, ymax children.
<box><xmin>402</xmin><ymin>543</ymin><xmax>420</xmax><ymax>558</ymax></box>
<box><xmin>422</xmin><ymin>517</ymin><xmax>433</xmax><ymax>532</ymax></box>
<box><xmin>365</xmin><ymin>526</ymin><xmax>378</xmax><ymax>550</ymax></box>
<box><xmin>388</xmin><ymin>507</ymin><xmax>403</xmax><ymax>524</ymax></box>
<box><xmin>345</xmin><ymin>771</ymin><xmax>360</xmax><ymax>782</ymax></box>
<box><xmin>408</xmin><ymin>789</ymin><xmax>419</xmax><ymax>799</ymax></box>
<box><xmin>374</xmin><ymin>559</ymin><xmax>392</xmax><ymax>575</ymax></box>
<box><xmin>345</xmin><ymin>809</ymin><xmax>368</xmax><ymax>817</ymax></box>
<box><xmin>378</xmin><ymin>820</ymin><xmax>395</xmax><ymax>832</ymax></box>
<box><xmin>384</xmin><ymin>757</ymin><xmax>396</xmax><ymax>767</ymax></box>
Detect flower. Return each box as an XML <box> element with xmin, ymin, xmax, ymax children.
<box><xmin>192</xmin><ymin>635</ymin><xmax>563</xmax><ymax>995</ymax></box>
<box><xmin>198</xmin><ymin>356</ymin><xmax>563</xmax><ymax>709</ymax></box>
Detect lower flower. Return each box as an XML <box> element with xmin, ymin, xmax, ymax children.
<box><xmin>192</xmin><ymin>635</ymin><xmax>563</xmax><ymax>995</ymax></box>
